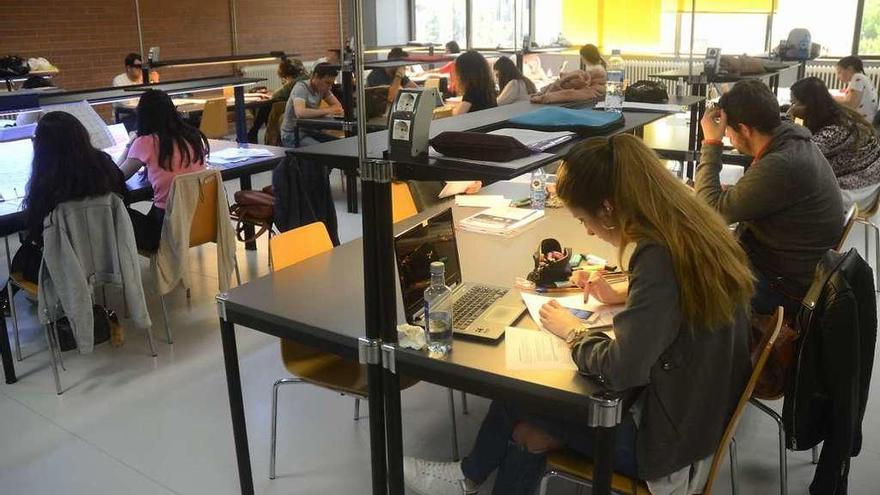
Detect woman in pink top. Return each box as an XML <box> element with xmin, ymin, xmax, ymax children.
<box><xmin>119</xmin><ymin>89</ymin><xmax>208</xmax><ymax>252</ymax></box>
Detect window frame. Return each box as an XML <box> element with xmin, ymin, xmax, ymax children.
<box><xmin>400</xmin><ymin>0</ymin><xmax>874</xmax><ymax>59</ymax></box>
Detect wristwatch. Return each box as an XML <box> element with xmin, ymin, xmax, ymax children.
<box><xmin>565</xmin><ymin>326</ymin><xmax>588</xmax><ymax>347</ymax></box>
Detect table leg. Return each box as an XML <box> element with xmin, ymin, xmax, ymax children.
<box><xmin>592</xmin><ymin>425</ymin><xmax>618</xmax><ymax>495</ymax></box>
<box><xmin>0</xmin><ymin>315</ymin><xmax>17</xmax><ymax>384</ymax></box>
<box><xmin>346</xmin><ymin>170</ymin><xmax>359</xmax><ymax>214</ymax></box>
<box><xmin>234</xmin><ymin>86</ymin><xmax>247</xmax><ymax>144</ymax></box>
<box><xmin>239</xmin><ymin>175</ymin><xmax>257</xmax><ymax>251</ymax></box>
<box><xmin>219</xmin><ymin>317</ymin><xmax>254</xmax><ymax>495</ymax></box>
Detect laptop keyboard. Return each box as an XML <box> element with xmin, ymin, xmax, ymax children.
<box><xmin>453</xmin><ymin>286</ymin><xmax>508</xmax><ymax>329</ymax></box>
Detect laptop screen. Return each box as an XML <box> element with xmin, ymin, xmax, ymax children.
<box><xmin>393</xmin><ymin>208</ymin><xmax>463</xmax><ymax>321</ymax></box>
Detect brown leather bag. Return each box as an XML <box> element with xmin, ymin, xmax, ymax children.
<box><xmin>720</xmin><ymin>55</ymin><xmax>766</xmax><ymax>75</ymax></box>
<box><xmin>229</xmin><ymin>186</ymin><xmax>275</xmax><ymax>243</ymax></box>
<box><xmin>749</xmin><ymin>311</ymin><xmax>798</xmax><ymax>400</ymax></box>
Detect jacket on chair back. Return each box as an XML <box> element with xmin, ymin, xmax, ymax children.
<box><xmin>783</xmin><ymin>248</ymin><xmax>877</xmax><ymax>495</ymax></box>
<box><xmin>38</xmin><ymin>193</ymin><xmax>151</xmax><ymax>354</ymax></box>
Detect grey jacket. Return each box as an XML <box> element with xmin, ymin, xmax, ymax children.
<box><xmin>696</xmin><ymin>122</ymin><xmax>844</xmax><ymax>289</ymax></box>
<box><xmin>572</xmin><ymin>242</ymin><xmax>750</xmax><ymax>480</ymax></box>
<box><xmin>38</xmin><ymin>194</ymin><xmax>151</xmax><ymax>354</ymax></box>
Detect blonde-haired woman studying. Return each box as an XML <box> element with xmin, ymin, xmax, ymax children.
<box><xmin>403</xmin><ymin>134</ymin><xmax>755</xmax><ymax>495</ymax></box>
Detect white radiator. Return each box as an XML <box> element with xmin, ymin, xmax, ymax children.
<box><xmin>240</xmin><ymin>64</ymin><xmax>283</xmax><ymax>93</ymax></box>
<box><xmin>804</xmin><ymin>62</ymin><xmax>880</xmax><ymax>91</ymax></box>
<box><xmin>625</xmin><ymin>57</ymin><xmax>700</xmax><ymax>94</ymax></box>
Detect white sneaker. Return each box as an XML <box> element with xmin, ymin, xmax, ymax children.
<box><xmin>403</xmin><ymin>457</ymin><xmax>480</xmax><ymax>495</ymax></box>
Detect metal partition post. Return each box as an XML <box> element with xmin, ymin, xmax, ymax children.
<box><xmin>589</xmin><ymin>394</ymin><xmax>623</xmax><ymax>495</ymax></box>
<box><xmin>354</xmin><ymin>1</ymin><xmax>389</xmax><ymax>493</ymax></box>
<box><xmin>234</xmin><ymin>85</ymin><xmax>247</xmax><ymax>144</ymax></box>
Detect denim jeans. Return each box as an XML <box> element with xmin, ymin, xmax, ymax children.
<box><xmin>460</xmin><ymin>401</ymin><xmax>639</xmax><ymax>495</ymax></box>
<box><xmin>751</xmin><ymin>267</ymin><xmax>802</xmax><ymax>316</ymax></box>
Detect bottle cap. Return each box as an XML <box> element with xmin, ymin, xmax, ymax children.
<box><xmin>612</xmin><ymin>49</ymin><xmax>621</xmax><ymax>55</ymax></box>
<box><xmin>430</xmin><ymin>261</ymin><xmax>445</xmax><ymax>275</ymax></box>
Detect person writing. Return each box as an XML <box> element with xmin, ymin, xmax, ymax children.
<box><xmin>697</xmin><ymin>79</ymin><xmax>843</xmax><ymax>315</ymax></box>
<box><xmin>404</xmin><ymin>134</ymin><xmax>754</xmax><ymax>495</ymax></box>
<box><xmin>453</xmin><ymin>50</ymin><xmax>497</xmax><ymax>115</ymax></box>
<box><xmin>118</xmin><ymin>89</ymin><xmax>208</xmax><ymax>252</ymax></box>
<box><xmin>790</xmin><ymin>77</ymin><xmax>880</xmax><ymax>211</ymax></box>
<box><xmin>247</xmin><ymin>58</ymin><xmax>308</xmax><ymax>143</ymax></box>
<box><xmin>835</xmin><ymin>56</ymin><xmax>878</xmax><ymax>124</ymax></box>
<box><xmin>279</xmin><ymin>63</ymin><xmax>344</xmax><ymax>148</ymax></box>
<box><xmin>367</xmin><ymin>47</ymin><xmax>418</xmax><ymax>104</ymax></box>
<box><xmin>493</xmin><ymin>56</ymin><xmax>536</xmax><ymax>105</ymax></box>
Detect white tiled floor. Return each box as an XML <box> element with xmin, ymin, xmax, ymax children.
<box><xmin>1</xmin><ymin>167</ymin><xmax>879</xmax><ymax>494</ymax></box>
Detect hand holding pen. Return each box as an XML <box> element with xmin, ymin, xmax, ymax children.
<box><xmin>571</xmin><ymin>270</ymin><xmax>628</xmax><ymax>305</ymax></box>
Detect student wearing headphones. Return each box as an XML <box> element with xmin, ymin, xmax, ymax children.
<box><xmin>404</xmin><ymin>135</ymin><xmax>754</xmax><ymax>495</ymax></box>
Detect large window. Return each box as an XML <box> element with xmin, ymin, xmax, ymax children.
<box><xmin>860</xmin><ymin>0</ymin><xmax>880</xmax><ymax>54</ymax></box>
<box><xmin>471</xmin><ymin>0</ymin><xmax>529</xmax><ymax>49</ymax></box>
<box><xmin>414</xmin><ymin>0</ymin><xmax>466</xmax><ymax>45</ymax></box>
<box><xmin>679</xmin><ymin>13</ymin><xmax>768</xmax><ymax>55</ymax></box>
<box><xmin>773</xmin><ymin>0</ymin><xmax>857</xmax><ymax>57</ymax></box>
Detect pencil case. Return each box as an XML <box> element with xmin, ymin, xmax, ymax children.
<box><xmin>526</xmin><ymin>238</ymin><xmax>572</xmax><ymax>287</ymax></box>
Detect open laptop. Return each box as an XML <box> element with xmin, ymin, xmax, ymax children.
<box><xmin>393</xmin><ymin>208</ymin><xmax>525</xmax><ymax>342</ymax></box>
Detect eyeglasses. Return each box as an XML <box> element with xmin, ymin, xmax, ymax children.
<box><xmin>129</xmin><ymin>63</ymin><xmax>143</xmax><ymax>69</ymax></box>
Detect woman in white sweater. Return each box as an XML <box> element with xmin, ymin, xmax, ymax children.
<box><xmin>494</xmin><ymin>56</ymin><xmax>537</xmax><ymax>105</ymax></box>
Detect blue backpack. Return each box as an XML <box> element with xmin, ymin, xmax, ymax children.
<box><xmin>506</xmin><ymin>107</ymin><xmax>625</xmax><ymax>135</ymax></box>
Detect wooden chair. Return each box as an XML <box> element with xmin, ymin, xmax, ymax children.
<box><xmin>143</xmin><ymin>171</ymin><xmax>241</xmax><ymax>343</ymax></box>
<box><xmin>745</xmin><ymin>204</ymin><xmax>857</xmax><ymax>495</ymax></box>
<box><xmin>854</xmin><ymin>196</ymin><xmax>880</xmax><ymax>291</ymax></box>
<box><xmin>268</xmin><ymin>222</ymin><xmax>463</xmax><ymax>480</ymax></box>
<box><xmin>264</xmin><ymin>101</ymin><xmax>286</xmax><ymax>146</ymax></box>
<box><xmin>392</xmin><ymin>181</ymin><xmax>419</xmax><ymax>223</ymax></box>
<box><xmin>538</xmin><ymin>307</ymin><xmax>785</xmax><ymax>495</ymax></box>
<box><xmin>199</xmin><ymin>97</ymin><xmax>229</xmax><ymax>139</ymax></box>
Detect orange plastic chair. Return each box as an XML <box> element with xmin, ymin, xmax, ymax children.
<box><xmin>268</xmin><ymin>222</ymin><xmax>458</xmax><ymax>480</ymax></box>
<box><xmin>392</xmin><ymin>181</ymin><xmax>418</xmax><ymax>223</ymax></box>
<box><xmin>538</xmin><ymin>307</ymin><xmax>785</xmax><ymax>495</ymax></box>
<box><xmin>199</xmin><ymin>97</ymin><xmax>229</xmax><ymax>139</ymax></box>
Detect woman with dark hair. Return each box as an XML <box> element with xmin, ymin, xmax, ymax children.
<box><xmin>835</xmin><ymin>56</ymin><xmax>877</xmax><ymax>123</ymax></box>
<box><xmin>791</xmin><ymin>76</ymin><xmax>880</xmax><ymax>209</ymax></box>
<box><xmin>0</xmin><ymin>111</ymin><xmax>126</xmax><ymax>311</ymax></box>
<box><xmin>493</xmin><ymin>56</ymin><xmax>536</xmax><ymax>105</ymax></box>
<box><xmin>579</xmin><ymin>43</ymin><xmax>607</xmax><ymax>69</ymax></box>
<box><xmin>453</xmin><ymin>51</ymin><xmax>497</xmax><ymax>115</ymax></box>
<box><xmin>445</xmin><ymin>40</ymin><xmax>461</xmax><ymax>54</ymax></box>
<box><xmin>118</xmin><ymin>89</ymin><xmax>208</xmax><ymax>252</ymax></box>
<box><xmin>247</xmin><ymin>58</ymin><xmax>309</xmax><ymax>143</ymax></box>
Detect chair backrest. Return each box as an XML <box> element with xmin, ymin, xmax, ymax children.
<box><xmin>702</xmin><ymin>306</ymin><xmax>784</xmax><ymax>494</ymax></box>
<box><xmin>837</xmin><ymin>203</ymin><xmax>859</xmax><ymax>252</ymax></box>
<box><xmin>270</xmin><ymin>221</ymin><xmax>334</xmax><ymax>271</ymax></box>
<box><xmin>186</xmin><ymin>171</ymin><xmax>221</xmax><ymax>248</ymax></box>
<box><xmin>424</xmin><ymin>78</ymin><xmax>441</xmax><ymax>89</ymax></box>
<box><xmin>265</xmin><ymin>101</ymin><xmax>287</xmax><ymax>146</ymax></box>
<box><xmin>200</xmin><ymin>97</ymin><xmax>229</xmax><ymax>139</ymax></box>
<box><xmin>222</xmin><ymin>86</ymin><xmax>235</xmax><ymax>99</ymax></box>
<box><xmin>392</xmin><ymin>181</ymin><xmax>418</xmax><ymax>223</ymax></box>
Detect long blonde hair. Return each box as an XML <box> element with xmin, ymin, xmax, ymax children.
<box><xmin>556</xmin><ymin>134</ymin><xmax>754</xmax><ymax>329</ymax></box>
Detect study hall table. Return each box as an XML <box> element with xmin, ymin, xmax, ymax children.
<box><xmin>216</xmin><ymin>181</ymin><xmax>628</xmax><ymax>495</ymax></box>
<box><xmin>0</xmin><ymin>139</ymin><xmax>287</xmax><ymax>385</ymax></box>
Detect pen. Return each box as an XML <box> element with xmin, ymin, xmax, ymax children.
<box><xmin>535</xmin><ymin>286</ymin><xmax>582</xmax><ymax>294</ymax></box>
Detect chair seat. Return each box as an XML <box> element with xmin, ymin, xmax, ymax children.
<box><xmin>10</xmin><ymin>272</ymin><xmax>38</xmax><ymax>297</ymax></box>
<box><xmin>546</xmin><ymin>449</ymin><xmax>651</xmax><ymax>495</ymax></box>
<box><xmin>282</xmin><ymin>340</ymin><xmax>418</xmax><ymax>396</ymax></box>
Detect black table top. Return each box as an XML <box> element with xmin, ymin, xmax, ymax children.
<box><xmin>652</xmin><ymin>63</ymin><xmax>799</xmax><ymax>84</ymax></box>
<box><xmin>289</xmin><ymin>98</ymin><xmax>703</xmax><ymax>181</ymax></box>
<box><xmin>221</xmin><ymin>182</ymin><xmax>622</xmax><ymax>419</ymax></box>
<box><xmin>0</xmin><ymin>139</ymin><xmax>286</xmax><ymax>235</ymax></box>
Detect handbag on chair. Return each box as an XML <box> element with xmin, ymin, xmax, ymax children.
<box><xmin>229</xmin><ymin>185</ymin><xmax>276</xmax><ymax>243</ymax></box>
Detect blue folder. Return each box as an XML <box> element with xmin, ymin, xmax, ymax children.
<box><xmin>506</xmin><ymin>107</ymin><xmax>625</xmax><ymax>135</ymax></box>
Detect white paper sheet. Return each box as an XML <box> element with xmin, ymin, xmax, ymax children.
<box><xmin>429</xmin><ymin>148</ymin><xmax>556</xmax><ymax>170</ymax></box>
<box><xmin>487</xmin><ymin>128</ymin><xmax>575</xmax><ymax>151</ymax></box>
<box><xmin>439</xmin><ymin>181</ymin><xmax>474</xmax><ymax>198</ymax></box>
<box><xmin>520</xmin><ymin>291</ymin><xmax>622</xmax><ymax>334</ymax></box>
<box><xmin>208</xmin><ymin>147</ymin><xmax>275</xmax><ymax>165</ymax></box>
<box><xmin>454</xmin><ymin>195</ymin><xmax>510</xmax><ymax>208</ymax></box>
<box><xmin>504</xmin><ymin>326</ymin><xmax>578</xmax><ymax>371</ymax></box>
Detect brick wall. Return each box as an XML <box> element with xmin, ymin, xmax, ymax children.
<box><xmin>0</xmin><ymin>0</ymin><xmax>350</xmax><ymax>92</ymax></box>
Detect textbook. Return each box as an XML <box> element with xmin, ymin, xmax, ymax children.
<box><xmin>458</xmin><ymin>206</ymin><xmax>544</xmax><ymax>237</ymax></box>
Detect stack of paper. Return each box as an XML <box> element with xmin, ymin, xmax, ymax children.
<box><xmin>593</xmin><ymin>101</ymin><xmax>686</xmax><ymax>113</ymax></box>
<box><xmin>520</xmin><ymin>292</ymin><xmax>621</xmax><ymax>334</ymax></box>
<box><xmin>208</xmin><ymin>147</ymin><xmax>275</xmax><ymax>166</ymax></box>
<box><xmin>458</xmin><ymin>206</ymin><xmax>544</xmax><ymax>237</ymax></box>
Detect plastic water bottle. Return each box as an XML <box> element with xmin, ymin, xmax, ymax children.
<box><xmin>604</xmin><ymin>49</ymin><xmax>625</xmax><ymax>112</ymax></box>
<box><xmin>424</xmin><ymin>261</ymin><xmax>453</xmax><ymax>355</ymax></box>
<box><xmin>675</xmin><ymin>77</ymin><xmax>686</xmax><ymax>98</ymax></box>
<box><xmin>530</xmin><ymin>167</ymin><xmax>547</xmax><ymax>210</ymax></box>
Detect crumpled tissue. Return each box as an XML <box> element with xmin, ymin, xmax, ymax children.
<box><xmin>397</xmin><ymin>323</ymin><xmax>427</xmax><ymax>350</ymax></box>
